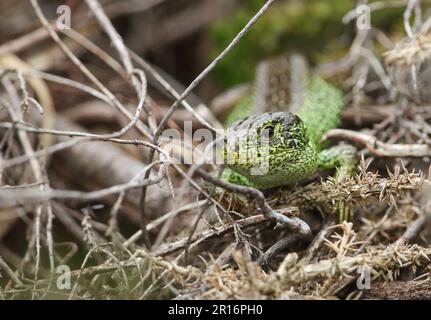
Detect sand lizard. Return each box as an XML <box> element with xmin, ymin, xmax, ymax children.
<box><xmin>223</xmin><ymin>55</ymin><xmax>357</xmax><ymax>190</ymax></box>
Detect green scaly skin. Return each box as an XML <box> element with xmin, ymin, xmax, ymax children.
<box><xmin>223</xmin><ymin>56</ymin><xmax>357</xmax><ymax>191</ymax></box>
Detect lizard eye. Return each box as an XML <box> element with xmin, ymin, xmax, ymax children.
<box><xmin>261</xmin><ymin>125</ymin><xmax>275</xmax><ymax>141</ymax></box>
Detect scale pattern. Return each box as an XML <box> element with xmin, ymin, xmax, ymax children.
<box><xmin>223</xmin><ymin>55</ymin><xmax>355</xmax><ymax>190</ymax></box>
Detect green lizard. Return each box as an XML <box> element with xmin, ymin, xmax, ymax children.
<box><xmin>222</xmin><ymin>54</ymin><xmax>357</xmax><ymax>190</ymax></box>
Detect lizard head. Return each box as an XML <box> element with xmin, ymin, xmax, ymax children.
<box><xmin>224</xmin><ymin>112</ymin><xmax>319</xmax><ymax>189</ymax></box>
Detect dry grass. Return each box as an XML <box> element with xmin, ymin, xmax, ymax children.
<box><xmin>1</xmin><ymin>0</ymin><xmax>431</xmax><ymax>300</ymax></box>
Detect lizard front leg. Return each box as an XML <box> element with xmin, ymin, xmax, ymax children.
<box><xmin>318</xmin><ymin>144</ymin><xmax>357</xmax><ymax>182</ymax></box>
<box><xmin>318</xmin><ymin>144</ymin><xmax>357</xmax><ymax>221</ymax></box>
<box><xmin>222</xmin><ymin>168</ymin><xmax>252</xmax><ymax>187</ymax></box>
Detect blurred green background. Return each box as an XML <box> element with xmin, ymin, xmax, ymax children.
<box><xmin>209</xmin><ymin>0</ymin><xmax>406</xmax><ymax>88</ymax></box>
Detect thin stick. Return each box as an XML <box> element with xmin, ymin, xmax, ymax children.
<box><xmin>84</xmin><ymin>0</ymin><xmax>141</xmax><ymax>94</ymax></box>
<box><xmin>194</xmin><ymin>169</ymin><xmax>311</xmax><ymax>240</ymax></box>
<box><xmin>396</xmin><ymin>214</ymin><xmax>428</xmax><ymax>244</ymax></box>
<box><xmin>324</xmin><ymin>128</ymin><xmax>431</xmax><ymax>157</ymax></box>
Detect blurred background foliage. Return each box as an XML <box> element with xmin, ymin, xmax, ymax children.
<box><xmin>209</xmin><ymin>0</ymin><xmax>406</xmax><ymax>88</ymax></box>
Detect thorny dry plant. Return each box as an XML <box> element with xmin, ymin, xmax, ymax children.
<box><xmin>0</xmin><ymin>0</ymin><xmax>431</xmax><ymax>300</ymax></box>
